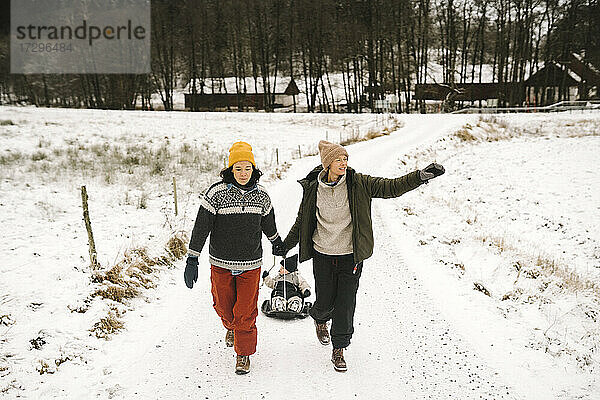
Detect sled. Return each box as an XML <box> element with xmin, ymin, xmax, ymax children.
<box><xmin>261</xmin><ymin>299</ymin><xmax>312</xmax><ymax>320</ymax></box>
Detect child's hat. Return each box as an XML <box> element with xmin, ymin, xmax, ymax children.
<box><xmin>279</xmin><ymin>254</ymin><xmax>298</xmax><ymax>273</ymax></box>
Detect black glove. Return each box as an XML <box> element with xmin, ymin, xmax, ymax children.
<box><xmin>419</xmin><ymin>163</ymin><xmax>445</xmax><ymax>182</ymax></box>
<box><xmin>272</xmin><ymin>237</ymin><xmax>287</xmax><ymax>257</ymax></box>
<box><xmin>262</xmin><ymin>270</ymin><xmax>269</xmax><ymax>279</ymax></box>
<box><xmin>302</xmin><ymin>289</ymin><xmax>311</xmax><ymax>298</ymax></box>
<box><xmin>184</xmin><ymin>256</ymin><xmax>199</xmax><ymax>289</ymax></box>
<box><xmin>279</xmin><ymin>254</ymin><xmax>299</xmax><ymax>273</ymax></box>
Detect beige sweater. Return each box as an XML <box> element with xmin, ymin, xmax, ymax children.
<box><xmin>312</xmin><ymin>169</ymin><xmax>354</xmax><ymax>255</ymax></box>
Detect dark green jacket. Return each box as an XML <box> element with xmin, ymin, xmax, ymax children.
<box><xmin>283</xmin><ymin>165</ymin><xmax>423</xmax><ymax>264</ymax></box>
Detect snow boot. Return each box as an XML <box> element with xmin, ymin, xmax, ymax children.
<box><xmin>225</xmin><ymin>329</ymin><xmax>234</xmax><ymax>348</ymax></box>
<box><xmin>331</xmin><ymin>348</ymin><xmax>347</xmax><ymax>372</ymax></box>
<box><xmin>314</xmin><ymin>320</ymin><xmax>330</xmax><ymax>345</ymax></box>
<box><xmin>272</xmin><ymin>296</ymin><xmax>286</xmax><ymax>312</ymax></box>
<box><xmin>235</xmin><ymin>355</ymin><xmax>250</xmax><ymax>375</ymax></box>
<box><xmin>287</xmin><ymin>296</ymin><xmax>302</xmax><ymax>313</ymax></box>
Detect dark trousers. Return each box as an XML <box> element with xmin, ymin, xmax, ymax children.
<box><xmin>309</xmin><ymin>251</ymin><xmax>363</xmax><ymax>349</ymax></box>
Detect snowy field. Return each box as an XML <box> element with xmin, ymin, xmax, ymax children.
<box><xmin>0</xmin><ymin>107</ymin><xmax>599</xmax><ymax>399</ymax></box>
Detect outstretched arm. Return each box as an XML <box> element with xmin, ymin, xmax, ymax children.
<box><xmin>362</xmin><ymin>163</ymin><xmax>445</xmax><ymax>199</ymax></box>
<box><xmin>362</xmin><ymin>170</ymin><xmax>423</xmax><ymax>199</ymax></box>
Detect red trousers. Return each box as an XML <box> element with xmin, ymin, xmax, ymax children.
<box><xmin>210</xmin><ymin>265</ymin><xmax>261</xmax><ymax>356</ymax></box>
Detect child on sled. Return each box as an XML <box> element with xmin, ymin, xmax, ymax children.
<box><xmin>262</xmin><ymin>254</ymin><xmax>311</xmax><ymax>314</ymax></box>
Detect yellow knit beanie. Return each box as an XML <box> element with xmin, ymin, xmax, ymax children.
<box><xmin>228</xmin><ymin>141</ymin><xmax>256</xmax><ymax>167</ymax></box>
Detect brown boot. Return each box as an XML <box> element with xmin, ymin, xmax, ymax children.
<box><xmin>331</xmin><ymin>348</ymin><xmax>347</xmax><ymax>372</ymax></box>
<box><xmin>314</xmin><ymin>321</ymin><xmax>330</xmax><ymax>345</ymax></box>
<box><xmin>235</xmin><ymin>355</ymin><xmax>250</xmax><ymax>375</ymax></box>
<box><xmin>225</xmin><ymin>329</ymin><xmax>234</xmax><ymax>347</ymax></box>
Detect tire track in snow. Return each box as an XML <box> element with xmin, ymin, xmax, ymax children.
<box><xmin>358</xmin><ymin>202</ymin><xmax>521</xmax><ymax>399</ymax></box>
<box><xmin>344</xmin><ymin>114</ymin><xmax>521</xmax><ymax>399</ymax></box>
<box><xmin>82</xmin><ymin>114</ymin><xmax>492</xmax><ymax>399</ymax></box>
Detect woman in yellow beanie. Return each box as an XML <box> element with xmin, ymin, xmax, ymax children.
<box><xmin>185</xmin><ymin>141</ymin><xmax>287</xmax><ymax>375</ymax></box>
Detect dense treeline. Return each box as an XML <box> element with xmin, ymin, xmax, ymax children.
<box><xmin>0</xmin><ymin>0</ymin><xmax>598</xmax><ymax>112</ymax></box>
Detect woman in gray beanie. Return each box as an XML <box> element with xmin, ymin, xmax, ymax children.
<box><xmin>281</xmin><ymin>140</ymin><xmax>444</xmax><ymax>372</ymax></box>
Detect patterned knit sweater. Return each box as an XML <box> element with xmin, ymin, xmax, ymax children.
<box><xmin>188</xmin><ymin>181</ymin><xmax>280</xmax><ymax>270</ymax></box>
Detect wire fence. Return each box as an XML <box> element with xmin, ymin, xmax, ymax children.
<box><xmin>451</xmin><ymin>100</ymin><xmax>600</xmax><ymax>114</ymax></box>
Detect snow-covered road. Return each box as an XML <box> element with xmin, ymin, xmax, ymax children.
<box><xmin>3</xmin><ymin>109</ymin><xmax>598</xmax><ymax>399</ymax></box>
<box><xmin>63</xmin><ymin>114</ymin><xmax>527</xmax><ymax>400</ymax></box>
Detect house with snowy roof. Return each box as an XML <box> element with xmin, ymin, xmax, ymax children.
<box><xmin>183</xmin><ymin>77</ymin><xmax>300</xmax><ymax>111</ymax></box>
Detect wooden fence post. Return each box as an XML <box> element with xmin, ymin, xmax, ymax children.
<box><xmin>172</xmin><ymin>177</ymin><xmax>178</xmax><ymax>216</ymax></box>
<box><xmin>81</xmin><ymin>185</ymin><xmax>99</xmax><ymax>270</ymax></box>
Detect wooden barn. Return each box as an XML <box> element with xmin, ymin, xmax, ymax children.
<box><xmin>524</xmin><ymin>62</ymin><xmax>579</xmax><ymax>106</ymax></box>
<box><xmin>414</xmin><ymin>54</ymin><xmax>600</xmax><ymax>108</ymax></box>
<box><xmin>414</xmin><ymin>83</ymin><xmax>522</xmax><ymax>103</ymax></box>
<box><xmin>184</xmin><ymin>78</ymin><xmax>300</xmax><ymax>111</ymax></box>
<box><xmin>525</xmin><ymin>55</ymin><xmax>600</xmax><ymax>106</ymax></box>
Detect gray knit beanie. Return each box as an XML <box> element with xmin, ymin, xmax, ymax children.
<box><xmin>318</xmin><ymin>140</ymin><xmax>348</xmax><ymax>169</ymax></box>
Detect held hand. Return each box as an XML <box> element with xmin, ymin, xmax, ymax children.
<box><xmin>184</xmin><ymin>256</ymin><xmax>199</xmax><ymax>289</ymax></box>
<box><xmin>419</xmin><ymin>163</ymin><xmax>445</xmax><ymax>182</ymax></box>
<box><xmin>302</xmin><ymin>289</ymin><xmax>311</xmax><ymax>298</ymax></box>
<box><xmin>272</xmin><ymin>237</ymin><xmax>287</xmax><ymax>257</ymax></box>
